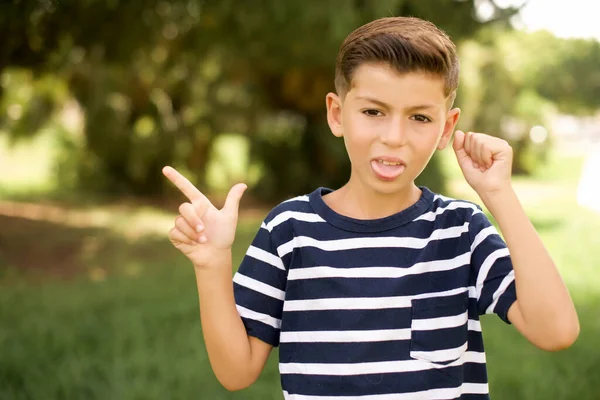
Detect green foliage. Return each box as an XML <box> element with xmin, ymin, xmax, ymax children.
<box><xmin>534</xmin><ymin>38</ymin><xmax>600</xmax><ymax>114</ymax></box>
<box><xmin>0</xmin><ymin>1</ymin><xmax>531</xmax><ymax>200</ymax></box>
<box><xmin>454</xmin><ymin>27</ymin><xmax>591</xmax><ymax>176</ymax></box>
<box><xmin>0</xmin><ymin>69</ymin><xmax>66</xmax><ymax>141</ymax></box>
<box><xmin>492</xmin><ymin>29</ymin><xmax>600</xmax><ymax>115</ymax></box>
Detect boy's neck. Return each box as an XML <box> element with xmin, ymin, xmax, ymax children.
<box><xmin>324</xmin><ymin>180</ymin><xmax>422</xmax><ymax>220</ymax></box>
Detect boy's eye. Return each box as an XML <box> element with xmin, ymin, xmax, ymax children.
<box><xmin>363</xmin><ymin>109</ymin><xmax>383</xmax><ymax>117</ymax></box>
<box><xmin>411</xmin><ymin>114</ymin><xmax>432</xmax><ymax>123</ymax></box>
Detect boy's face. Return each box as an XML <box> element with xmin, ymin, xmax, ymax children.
<box><xmin>326</xmin><ymin>63</ymin><xmax>460</xmax><ymax>195</ymax></box>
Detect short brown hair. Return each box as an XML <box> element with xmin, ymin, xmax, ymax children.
<box><xmin>334</xmin><ymin>17</ymin><xmax>459</xmax><ymax>100</ymax></box>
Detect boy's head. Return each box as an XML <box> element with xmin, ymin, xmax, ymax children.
<box><xmin>326</xmin><ymin>17</ymin><xmax>462</xmax><ymax>195</ymax></box>
<box><xmin>334</xmin><ymin>16</ymin><xmax>459</xmax><ymax>105</ymax></box>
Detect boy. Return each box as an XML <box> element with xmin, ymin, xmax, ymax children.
<box><xmin>162</xmin><ymin>16</ymin><xmax>579</xmax><ymax>399</ymax></box>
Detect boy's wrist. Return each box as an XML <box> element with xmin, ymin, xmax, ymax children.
<box><xmin>193</xmin><ymin>249</ymin><xmax>233</xmax><ymax>273</ymax></box>
<box><xmin>478</xmin><ymin>184</ymin><xmax>518</xmax><ymax>215</ymax></box>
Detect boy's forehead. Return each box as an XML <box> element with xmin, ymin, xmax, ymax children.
<box><xmin>347</xmin><ymin>64</ymin><xmax>447</xmax><ymax>106</ymax></box>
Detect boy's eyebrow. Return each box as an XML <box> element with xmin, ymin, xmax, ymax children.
<box><xmin>354</xmin><ymin>96</ymin><xmax>440</xmax><ymax>112</ymax></box>
<box><xmin>405</xmin><ymin>104</ymin><xmax>440</xmax><ymax>112</ymax></box>
<box><xmin>355</xmin><ymin>96</ymin><xmax>391</xmax><ymax>109</ymax></box>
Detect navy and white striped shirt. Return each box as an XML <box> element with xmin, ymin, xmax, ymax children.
<box><xmin>233</xmin><ymin>186</ymin><xmax>517</xmax><ymax>399</ymax></box>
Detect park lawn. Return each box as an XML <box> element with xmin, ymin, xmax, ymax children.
<box><xmin>1</xmin><ymin>150</ymin><xmax>599</xmax><ymax>399</ymax></box>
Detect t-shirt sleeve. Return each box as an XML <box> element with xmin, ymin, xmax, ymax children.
<box><xmin>469</xmin><ymin>208</ymin><xmax>517</xmax><ymax>324</ymax></box>
<box><xmin>233</xmin><ymin>218</ymin><xmax>288</xmax><ymax>347</ymax></box>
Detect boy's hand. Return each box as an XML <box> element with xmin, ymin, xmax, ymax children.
<box><xmin>162</xmin><ymin>166</ymin><xmax>247</xmax><ymax>269</ymax></box>
<box><xmin>452</xmin><ymin>130</ymin><xmax>513</xmax><ymax>195</ymax></box>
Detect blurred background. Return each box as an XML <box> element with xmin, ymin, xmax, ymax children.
<box><xmin>1</xmin><ymin>0</ymin><xmax>599</xmax><ymax>399</ymax></box>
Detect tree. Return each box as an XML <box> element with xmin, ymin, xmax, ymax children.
<box><xmin>0</xmin><ymin>0</ymin><xmax>523</xmax><ymax>201</ymax></box>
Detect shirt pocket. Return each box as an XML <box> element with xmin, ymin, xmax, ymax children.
<box><xmin>410</xmin><ymin>293</ymin><xmax>469</xmax><ymax>365</ymax></box>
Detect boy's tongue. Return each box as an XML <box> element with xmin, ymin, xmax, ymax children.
<box><xmin>371</xmin><ymin>160</ymin><xmax>406</xmax><ymax>180</ymax></box>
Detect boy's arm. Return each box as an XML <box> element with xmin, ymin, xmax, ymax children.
<box><xmin>195</xmin><ymin>252</ymin><xmax>273</xmax><ymax>390</ymax></box>
<box><xmin>479</xmin><ymin>186</ymin><xmax>579</xmax><ymax>351</ymax></box>
<box><xmin>162</xmin><ymin>167</ymin><xmax>272</xmax><ymax>390</ymax></box>
<box><xmin>453</xmin><ymin>131</ymin><xmax>579</xmax><ymax>351</ymax></box>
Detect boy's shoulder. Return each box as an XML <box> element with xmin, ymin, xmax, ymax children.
<box><xmin>426</xmin><ymin>189</ymin><xmax>495</xmax><ymax>234</ymax></box>
<box><xmin>260</xmin><ymin>188</ymin><xmax>323</xmax><ymax>232</ymax></box>
<box><xmin>268</xmin><ymin>191</ymin><xmax>314</xmax><ymax>215</ymax></box>
<box><xmin>428</xmin><ymin>189</ymin><xmax>483</xmax><ymax>213</ymax></box>
<box><xmin>409</xmin><ymin>188</ymin><xmax>489</xmax><ymax>231</ymax></box>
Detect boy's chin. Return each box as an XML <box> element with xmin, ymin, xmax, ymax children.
<box><xmin>368</xmin><ymin>178</ymin><xmax>415</xmax><ymax>196</ymax></box>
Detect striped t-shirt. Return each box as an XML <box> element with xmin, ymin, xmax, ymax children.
<box><xmin>233</xmin><ymin>186</ymin><xmax>517</xmax><ymax>399</ymax></box>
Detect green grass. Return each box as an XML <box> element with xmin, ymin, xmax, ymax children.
<box><xmin>482</xmin><ymin>193</ymin><xmax>600</xmax><ymax>399</ymax></box>
<box><xmin>1</xmin><ymin>146</ymin><xmax>599</xmax><ymax>399</ymax></box>
<box><xmin>0</xmin><ymin>227</ymin><xmax>284</xmax><ymax>400</ymax></box>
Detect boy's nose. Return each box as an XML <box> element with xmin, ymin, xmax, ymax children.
<box><xmin>380</xmin><ymin>123</ymin><xmax>407</xmax><ymax>147</ymax></box>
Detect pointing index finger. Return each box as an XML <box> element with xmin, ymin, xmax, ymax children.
<box><xmin>162</xmin><ymin>166</ymin><xmax>206</xmax><ymax>203</ymax></box>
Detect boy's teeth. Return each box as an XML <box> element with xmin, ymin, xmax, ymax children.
<box><xmin>378</xmin><ymin>160</ymin><xmax>401</xmax><ymax>166</ymax></box>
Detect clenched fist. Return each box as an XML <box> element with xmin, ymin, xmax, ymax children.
<box><xmin>453</xmin><ymin>130</ymin><xmax>514</xmax><ymax>195</ymax></box>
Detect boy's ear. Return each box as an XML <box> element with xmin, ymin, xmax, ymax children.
<box><xmin>437</xmin><ymin>107</ymin><xmax>461</xmax><ymax>150</ymax></box>
<box><xmin>326</xmin><ymin>92</ymin><xmax>344</xmax><ymax>138</ymax></box>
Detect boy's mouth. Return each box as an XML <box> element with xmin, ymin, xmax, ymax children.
<box><xmin>371</xmin><ymin>157</ymin><xmax>406</xmax><ymax>181</ymax></box>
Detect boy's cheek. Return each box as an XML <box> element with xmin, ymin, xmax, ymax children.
<box><xmin>345</xmin><ymin>122</ymin><xmax>374</xmax><ymax>143</ymax></box>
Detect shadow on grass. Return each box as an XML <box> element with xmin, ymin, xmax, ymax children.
<box><xmin>0</xmin><ymin>214</ymin><xmax>175</xmax><ymax>283</ymax></box>
<box><xmin>0</xmin><ymin>184</ymin><xmax>280</xmax><ymax>217</ymax></box>
<box><xmin>0</xmin><ymin>189</ymin><xmax>178</xmax><ymax>220</ymax></box>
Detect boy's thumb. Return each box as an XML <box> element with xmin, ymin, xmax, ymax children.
<box><xmin>453</xmin><ymin>130</ymin><xmax>465</xmax><ymax>153</ymax></box>
<box><xmin>223</xmin><ymin>183</ymin><xmax>248</xmax><ymax>214</ymax></box>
